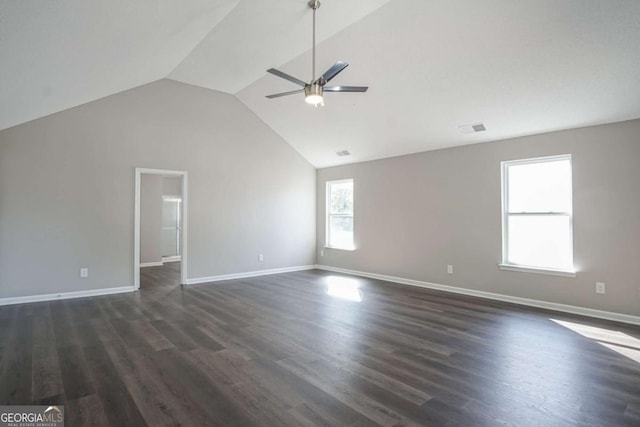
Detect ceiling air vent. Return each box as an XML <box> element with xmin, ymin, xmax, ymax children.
<box><xmin>458</xmin><ymin>122</ymin><xmax>486</xmax><ymax>134</ymax></box>
<box><xmin>336</xmin><ymin>150</ymin><xmax>350</xmax><ymax>157</ymax></box>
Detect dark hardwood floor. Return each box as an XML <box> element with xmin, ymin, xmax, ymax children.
<box><xmin>1</xmin><ymin>263</ymin><xmax>640</xmax><ymax>426</ymax></box>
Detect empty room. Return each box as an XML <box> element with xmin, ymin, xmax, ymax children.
<box><xmin>1</xmin><ymin>0</ymin><xmax>640</xmax><ymax>426</ymax></box>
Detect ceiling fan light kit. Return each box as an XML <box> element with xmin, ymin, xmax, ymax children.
<box><xmin>304</xmin><ymin>83</ymin><xmax>323</xmax><ymax>105</ymax></box>
<box><xmin>265</xmin><ymin>0</ymin><xmax>368</xmax><ymax>106</ymax></box>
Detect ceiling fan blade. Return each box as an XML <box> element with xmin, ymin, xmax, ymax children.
<box><xmin>323</xmin><ymin>86</ymin><xmax>368</xmax><ymax>92</ymax></box>
<box><xmin>265</xmin><ymin>89</ymin><xmax>305</xmax><ymax>99</ymax></box>
<box><xmin>266</xmin><ymin>68</ymin><xmax>307</xmax><ymax>87</ymax></box>
<box><xmin>320</xmin><ymin>61</ymin><xmax>349</xmax><ymax>83</ymax></box>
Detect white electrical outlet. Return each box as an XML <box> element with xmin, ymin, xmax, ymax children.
<box><xmin>259</xmin><ymin>254</ymin><xmax>264</xmax><ymax>262</ymax></box>
<box><xmin>595</xmin><ymin>282</ymin><xmax>605</xmax><ymax>294</ymax></box>
<box><xmin>80</xmin><ymin>268</ymin><xmax>88</xmax><ymax>278</ymax></box>
<box><xmin>320</xmin><ymin>249</ymin><xmax>324</xmax><ymax>257</ymax></box>
<box><xmin>447</xmin><ymin>265</ymin><xmax>453</xmax><ymax>274</ymax></box>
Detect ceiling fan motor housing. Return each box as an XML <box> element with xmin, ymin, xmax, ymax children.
<box><xmin>304</xmin><ymin>83</ymin><xmax>324</xmax><ymax>104</ymax></box>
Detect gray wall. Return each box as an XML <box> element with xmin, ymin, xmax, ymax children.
<box><xmin>0</xmin><ymin>79</ymin><xmax>316</xmax><ymax>298</ymax></box>
<box><xmin>317</xmin><ymin>119</ymin><xmax>640</xmax><ymax>316</ymax></box>
<box><xmin>140</xmin><ymin>175</ymin><xmax>163</xmax><ymax>264</ymax></box>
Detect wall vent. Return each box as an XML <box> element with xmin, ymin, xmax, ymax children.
<box><xmin>336</xmin><ymin>150</ymin><xmax>350</xmax><ymax>156</ymax></box>
<box><xmin>458</xmin><ymin>122</ymin><xmax>487</xmax><ymax>134</ymax></box>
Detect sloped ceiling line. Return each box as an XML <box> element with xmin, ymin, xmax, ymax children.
<box><xmin>166</xmin><ymin>0</ymin><xmax>242</xmax><ymax>80</ymax></box>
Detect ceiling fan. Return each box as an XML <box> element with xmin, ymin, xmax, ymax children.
<box><xmin>265</xmin><ymin>0</ymin><xmax>368</xmax><ymax>106</ymax></box>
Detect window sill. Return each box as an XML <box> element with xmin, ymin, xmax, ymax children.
<box><xmin>323</xmin><ymin>246</ymin><xmax>356</xmax><ymax>252</ymax></box>
<box><xmin>499</xmin><ymin>264</ymin><xmax>576</xmax><ymax>278</ymax></box>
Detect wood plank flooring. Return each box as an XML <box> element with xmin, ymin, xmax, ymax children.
<box><xmin>1</xmin><ymin>262</ymin><xmax>640</xmax><ymax>426</ymax></box>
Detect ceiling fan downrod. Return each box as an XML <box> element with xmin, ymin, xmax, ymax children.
<box><xmin>308</xmin><ymin>0</ymin><xmax>320</xmax><ymax>83</ymax></box>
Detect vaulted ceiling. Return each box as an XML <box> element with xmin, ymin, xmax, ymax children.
<box><xmin>2</xmin><ymin>0</ymin><xmax>640</xmax><ymax>167</ymax></box>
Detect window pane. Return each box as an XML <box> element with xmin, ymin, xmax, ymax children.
<box><xmin>508</xmin><ymin>159</ymin><xmax>571</xmax><ymax>213</ymax></box>
<box><xmin>330</xmin><ymin>182</ymin><xmax>353</xmax><ymax>214</ymax></box>
<box><xmin>329</xmin><ymin>216</ymin><xmax>353</xmax><ymax>248</ymax></box>
<box><xmin>507</xmin><ymin>215</ymin><xmax>572</xmax><ymax>270</ymax></box>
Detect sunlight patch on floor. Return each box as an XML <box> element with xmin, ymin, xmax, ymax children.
<box><xmin>325</xmin><ymin>276</ymin><xmax>363</xmax><ymax>302</ymax></box>
<box><xmin>551</xmin><ymin>318</ymin><xmax>640</xmax><ymax>363</ymax></box>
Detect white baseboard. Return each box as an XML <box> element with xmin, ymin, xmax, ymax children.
<box><xmin>185</xmin><ymin>265</ymin><xmax>316</xmax><ymax>285</ymax></box>
<box><xmin>0</xmin><ymin>286</ymin><xmax>134</xmax><ymax>307</ymax></box>
<box><xmin>316</xmin><ymin>265</ymin><xmax>640</xmax><ymax>326</ymax></box>
<box><xmin>162</xmin><ymin>256</ymin><xmax>181</xmax><ymax>263</ymax></box>
<box><xmin>140</xmin><ymin>261</ymin><xmax>164</xmax><ymax>267</ymax></box>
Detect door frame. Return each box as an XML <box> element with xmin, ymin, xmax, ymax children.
<box><xmin>134</xmin><ymin>168</ymin><xmax>188</xmax><ymax>290</ymax></box>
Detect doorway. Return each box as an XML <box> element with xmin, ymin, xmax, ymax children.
<box><xmin>134</xmin><ymin>168</ymin><xmax>188</xmax><ymax>290</ymax></box>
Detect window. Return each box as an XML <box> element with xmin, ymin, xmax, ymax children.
<box><xmin>501</xmin><ymin>155</ymin><xmax>574</xmax><ymax>275</ymax></box>
<box><xmin>326</xmin><ymin>179</ymin><xmax>354</xmax><ymax>250</ymax></box>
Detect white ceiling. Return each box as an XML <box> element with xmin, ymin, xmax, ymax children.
<box><xmin>2</xmin><ymin>0</ymin><xmax>640</xmax><ymax>168</ymax></box>
<box><xmin>0</xmin><ymin>0</ymin><xmax>241</xmax><ymax>131</ymax></box>
<box><xmin>169</xmin><ymin>0</ymin><xmax>393</xmax><ymax>94</ymax></box>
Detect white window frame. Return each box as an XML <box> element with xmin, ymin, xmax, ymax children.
<box><xmin>326</xmin><ymin>179</ymin><xmax>355</xmax><ymax>250</ymax></box>
<box><xmin>500</xmin><ymin>155</ymin><xmax>576</xmax><ymax>277</ymax></box>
